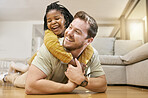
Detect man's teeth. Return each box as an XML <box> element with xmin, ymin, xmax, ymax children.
<box><xmin>67</xmin><ymin>37</ymin><xmax>73</xmax><ymax>42</ymax></box>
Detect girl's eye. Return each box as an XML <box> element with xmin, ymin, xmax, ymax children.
<box><xmin>47</xmin><ymin>20</ymin><xmax>51</xmax><ymax>23</ymax></box>
<box><xmin>55</xmin><ymin>18</ymin><xmax>60</xmax><ymax>20</ymax></box>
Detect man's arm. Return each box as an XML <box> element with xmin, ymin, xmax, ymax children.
<box><xmin>65</xmin><ymin>58</ymin><xmax>107</xmax><ymax>92</ymax></box>
<box><xmin>85</xmin><ymin>75</ymin><xmax>107</xmax><ymax>92</ymax></box>
<box><xmin>25</xmin><ymin>65</ymin><xmax>76</xmax><ymax>94</ymax></box>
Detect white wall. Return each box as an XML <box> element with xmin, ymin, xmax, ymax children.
<box><xmin>0</xmin><ymin>21</ymin><xmax>43</xmax><ymax>59</ymax></box>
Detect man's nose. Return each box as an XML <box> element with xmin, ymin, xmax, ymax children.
<box><xmin>66</xmin><ymin>29</ymin><xmax>74</xmax><ymax>36</ymax></box>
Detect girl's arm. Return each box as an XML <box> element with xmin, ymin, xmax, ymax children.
<box><xmin>44</xmin><ymin>30</ymin><xmax>73</xmax><ymax>64</ymax></box>
<box><xmin>78</xmin><ymin>44</ymin><xmax>94</xmax><ymax>64</ymax></box>
<box><xmin>44</xmin><ymin>30</ymin><xmax>94</xmax><ymax>65</ymax></box>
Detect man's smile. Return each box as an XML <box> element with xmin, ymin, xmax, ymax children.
<box><xmin>65</xmin><ymin>37</ymin><xmax>74</xmax><ymax>42</ymax></box>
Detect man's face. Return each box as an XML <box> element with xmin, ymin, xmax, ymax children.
<box><xmin>63</xmin><ymin>18</ymin><xmax>90</xmax><ymax>51</ymax></box>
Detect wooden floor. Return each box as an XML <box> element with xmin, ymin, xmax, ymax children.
<box><xmin>0</xmin><ymin>84</ymin><xmax>148</xmax><ymax>98</ymax></box>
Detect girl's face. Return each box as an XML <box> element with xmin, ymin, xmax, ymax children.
<box><xmin>46</xmin><ymin>10</ymin><xmax>66</xmax><ymax>36</ymax></box>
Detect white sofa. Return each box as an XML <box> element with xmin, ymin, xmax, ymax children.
<box><xmin>92</xmin><ymin>37</ymin><xmax>148</xmax><ymax>87</ymax></box>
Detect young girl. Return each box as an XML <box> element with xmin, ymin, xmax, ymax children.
<box><xmin>1</xmin><ymin>1</ymin><xmax>93</xmax><ymax>88</ymax></box>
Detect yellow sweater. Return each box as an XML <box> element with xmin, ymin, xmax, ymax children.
<box><xmin>28</xmin><ymin>30</ymin><xmax>94</xmax><ymax>65</ymax></box>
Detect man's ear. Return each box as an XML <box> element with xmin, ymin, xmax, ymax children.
<box><xmin>85</xmin><ymin>37</ymin><xmax>93</xmax><ymax>45</ymax></box>
<box><xmin>88</xmin><ymin>37</ymin><xmax>93</xmax><ymax>43</ymax></box>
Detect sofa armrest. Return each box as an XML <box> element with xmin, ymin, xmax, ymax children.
<box><xmin>121</xmin><ymin>42</ymin><xmax>148</xmax><ymax>64</ymax></box>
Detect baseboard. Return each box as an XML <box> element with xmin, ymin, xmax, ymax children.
<box><xmin>107</xmin><ymin>84</ymin><xmax>127</xmax><ymax>86</ymax></box>
<box><xmin>127</xmin><ymin>84</ymin><xmax>148</xmax><ymax>89</ymax></box>
<box><xmin>107</xmin><ymin>84</ymin><xmax>148</xmax><ymax>89</ymax></box>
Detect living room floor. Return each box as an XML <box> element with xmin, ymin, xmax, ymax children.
<box><xmin>1</xmin><ymin>84</ymin><xmax>148</xmax><ymax>98</ymax></box>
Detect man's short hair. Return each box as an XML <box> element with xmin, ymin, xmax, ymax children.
<box><xmin>74</xmin><ymin>11</ymin><xmax>98</xmax><ymax>38</ymax></box>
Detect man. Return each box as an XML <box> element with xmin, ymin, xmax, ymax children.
<box><xmin>25</xmin><ymin>11</ymin><xmax>107</xmax><ymax>94</ymax></box>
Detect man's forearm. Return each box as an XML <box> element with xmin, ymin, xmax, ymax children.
<box><xmin>85</xmin><ymin>75</ymin><xmax>107</xmax><ymax>92</ymax></box>
<box><xmin>25</xmin><ymin>79</ymin><xmax>71</xmax><ymax>94</ymax></box>
<box><xmin>25</xmin><ymin>65</ymin><xmax>76</xmax><ymax>94</ymax></box>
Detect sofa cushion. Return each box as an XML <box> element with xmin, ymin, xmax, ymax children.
<box><xmin>99</xmin><ymin>55</ymin><xmax>124</xmax><ymax>65</ymax></box>
<box><xmin>115</xmin><ymin>40</ymin><xmax>142</xmax><ymax>55</ymax></box>
<box><xmin>92</xmin><ymin>37</ymin><xmax>115</xmax><ymax>55</ymax></box>
<box><xmin>121</xmin><ymin>42</ymin><xmax>148</xmax><ymax>64</ymax></box>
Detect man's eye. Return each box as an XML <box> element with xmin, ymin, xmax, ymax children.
<box><xmin>75</xmin><ymin>30</ymin><xmax>80</xmax><ymax>34</ymax></box>
<box><xmin>69</xmin><ymin>26</ymin><xmax>72</xmax><ymax>29</ymax></box>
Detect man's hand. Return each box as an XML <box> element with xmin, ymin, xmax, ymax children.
<box><xmin>65</xmin><ymin>58</ymin><xmax>85</xmax><ymax>85</ymax></box>
<box><xmin>69</xmin><ymin>58</ymin><xmax>87</xmax><ymax>72</ymax></box>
